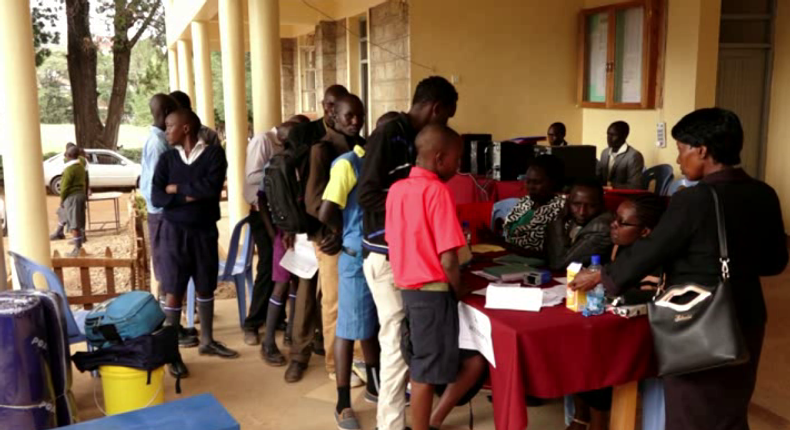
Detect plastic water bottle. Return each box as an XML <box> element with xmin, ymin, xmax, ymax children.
<box><xmin>583</xmin><ymin>255</ymin><xmax>606</xmax><ymax>317</ymax></box>
<box><xmin>462</xmin><ymin>221</ymin><xmax>472</xmax><ymax>245</ymax></box>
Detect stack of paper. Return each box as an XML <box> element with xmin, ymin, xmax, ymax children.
<box><xmin>485</xmin><ymin>283</ymin><xmax>543</xmax><ymax>312</ymax></box>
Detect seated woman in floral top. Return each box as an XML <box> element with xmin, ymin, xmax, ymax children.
<box><xmin>503</xmin><ymin>154</ymin><xmax>566</xmax><ymax>252</ymax></box>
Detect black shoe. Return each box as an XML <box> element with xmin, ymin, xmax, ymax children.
<box><xmin>261</xmin><ymin>343</ymin><xmax>287</xmax><ymax>366</ymax></box>
<box><xmin>284</xmin><ymin>361</ymin><xmax>308</xmax><ymax>383</ymax></box>
<box><xmin>168</xmin><ymin>359</ymin><xmax>189</xmax><ymax>378</ymax></box>
<box><xmin>243</xmin><ymin>329</ymin><xmax>261</xmax><ymax>346</ymax></box>
<box><xmin>178</xmin><ymin>327</ymin><xmax>199</xmax><ymax>348</ymax></box>
<box><xmin>198</xmin><ymin>340</ymin><xmax>240</xmax><ymax>359</ymax></box>
<box><xmin>182</xmin><ymin>327</ymin><xmax>198</xmax><ymax>337</ymax></box>
<box><xmin>49</xmin><ymin>232</ymin><xmax>65</xmax><ymax>240</ymax></box>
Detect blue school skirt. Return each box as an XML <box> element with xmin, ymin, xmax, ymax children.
<box><xmin>336</xmin><ymin>250</ymin><xmax>378</xmax><ymax>340</ymax></box>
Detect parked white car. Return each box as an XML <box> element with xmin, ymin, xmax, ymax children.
<box><xmin>43</xmin><ymin>149</ymin><xmax>141</xmax><ymax>195</ymax></box>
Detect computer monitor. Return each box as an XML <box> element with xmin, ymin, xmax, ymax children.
<box><xmin>533</xmin><ymin>145</ymin><xmax>597</xmax><ymax>187</ymax></box>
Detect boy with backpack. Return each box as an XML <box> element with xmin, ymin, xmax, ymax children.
<box><xmin>152</xmin><ymin>109</ymin><xmax>238</xmax><ymax>378</ymax></box>
<box><xmin>385</xmin><ymin>124</ymin><xmax>486</xmax><ymax>430</ymax></box>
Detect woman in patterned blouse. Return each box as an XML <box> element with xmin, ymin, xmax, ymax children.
<box><xmin>503</xmin><ymin>155</ymin><xmax>566</xmax><ymax>252</ymax></box>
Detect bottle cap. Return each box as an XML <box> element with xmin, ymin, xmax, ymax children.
<box><xmin>591</xmin><ymin>255</ymin><xmax>601</xmax><ymax>266</ymax></box>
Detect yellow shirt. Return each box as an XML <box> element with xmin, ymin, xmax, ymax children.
<box><xmin>322</xmin><ymin>145</ymin><xmax>366</xmax><ymax>209</ymax></box>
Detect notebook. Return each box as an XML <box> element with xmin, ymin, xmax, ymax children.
<box><xmin>493</xmin><ymin>254</ymin><xmax>546</xmax><ymax>268</ymax></box>
<box><xmin>482</xmin><ymin>264</ymin><xmax>535</xmax><ymax>282</ymax></box>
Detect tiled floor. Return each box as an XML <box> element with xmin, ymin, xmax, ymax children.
<box><xmin>70</xmin><ymin>267</ymin><xmax>790</xmax><ymax>429</ymax></box>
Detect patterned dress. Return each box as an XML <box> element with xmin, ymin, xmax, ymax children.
<box><xmin>503</xmin><ymin>194</ymin><xmax>566</xmax><ymax>252</ymax></box>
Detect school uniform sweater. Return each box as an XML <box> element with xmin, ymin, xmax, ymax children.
<box><xmin>151</xmin><ymin>143</ymin><xmax>228</xmax><ymax>230</ymax></box>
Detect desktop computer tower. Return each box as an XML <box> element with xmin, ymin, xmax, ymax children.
<box><xmin>533</xmin><ymin>145</ymin><xmax>597</xmax><ymax>187</ymax></box>
<box><xmin>490</xmin><ymin>140</ymin><xmax>537</xmax><ymax>181</ymax></box>
<box><xmin>461</xmin><ymin>134</ymin><xmax>492</xmax><ymax>175</ymax></box>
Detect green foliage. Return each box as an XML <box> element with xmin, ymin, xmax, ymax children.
<box><xmin>117</xmin><ymin>148</ymin><xmax>142</xmax><ymax>163</ymax></box>
<box><xmin>31</xmin><ymin>1</ymin><xmax>61</xmax><ymax>67</ymax></box>
<box><xmin>211</xmin><ymin>52</ymin><xmax>254</xmax><ymax>125</ymax></box>
<box><xmin>37</xmin><ymin>51</ymin><xmax>72</xmax><ymax>124</ymax></box>
<box><xmin>126</xmin><ymin>39</ymin><xmax>170</xmax><ymax>126</ymax></box>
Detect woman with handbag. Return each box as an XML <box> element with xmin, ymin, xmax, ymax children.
<box><xmin>570</xmin><ymin>108</ymin><xmax>788</xmax><ymax>430</ymax></box>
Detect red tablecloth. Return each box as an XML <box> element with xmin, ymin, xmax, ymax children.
<box><xmin>461</xmin><ymin>256</ymin><xmax>656</xmax><ymax>430</ymax></box>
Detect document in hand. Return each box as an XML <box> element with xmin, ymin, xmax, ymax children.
<box><xmin>279</xmin><ymin>234</ymin><xmax>319</xmax><ymax>279</ymax></box>
<box><xmin>485</xmin><ymin>283</ymin><xmax>543</xmax><ymax>312</ymax></box>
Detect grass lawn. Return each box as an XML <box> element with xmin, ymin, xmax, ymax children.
<box><xmin>39</xmin><ymin>124</ymin><xmax>150</xmax><ymax>153</ymax></box>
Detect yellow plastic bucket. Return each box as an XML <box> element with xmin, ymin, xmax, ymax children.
<box><xmin>98</xmin><ymin>365</ymin><xmax>165</xmax><ymax>415</ymax></box>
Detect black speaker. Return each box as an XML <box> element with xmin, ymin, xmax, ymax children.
<box><xmin>533</xmin><ymin>145</ymin><xmax>597</xmax><ymax>187</ymax></box>
<box><xmin>461</xmin><ymin>134</ymin><xmax>492</xmax><ymax>174</ymax></box>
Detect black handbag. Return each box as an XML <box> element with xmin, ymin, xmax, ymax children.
<box><xmin>647</xmin><ymin>187</ymin><xmax>749</xmax><ymax>377</ymax></box>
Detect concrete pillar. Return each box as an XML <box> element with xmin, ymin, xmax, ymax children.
<box><xmin>0</xmin><ymin>0</ymin><xmax>52</xmax><ymax>283</ymax></box>
<box><xmin>191</xmin><ymin>21</ymin><xmax>215</xmax><ymax>129</ymax></box>
<box><xmin>248</xmin><ymin>0</ymin><xmax>283</xmax><ymax>135</ymax></box>
<box><xmin>177</xmin><ymin>39</ymin><xmax>195</xmax><ymax>101</ymax></box>
<box><xmin>219</xmin><ymin>0</ymin><xmax>250</xmax><ymax>227</ymax></box>
<box><xmin>168</xmin><ymin>47</ymin><xmax>179</xmax><ymax>92</ymax></box>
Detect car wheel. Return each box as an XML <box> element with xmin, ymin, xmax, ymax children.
<box><xmin>136</xmin><ymin>176</ymin><xmax>140</xmax><ymax>189</ymax></box>
<box><xmin>49</xmin><ymin>176</ymin><xmax>62</xmax><ymax>195</ymax></box>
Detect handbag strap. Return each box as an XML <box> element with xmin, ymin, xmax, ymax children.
<box><xmin>709</xmin><ymin>187</ymin><xmax>730</xmax><ymax>280</ymax></box>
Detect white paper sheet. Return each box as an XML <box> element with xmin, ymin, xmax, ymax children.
<box><xmin>542</xmin><ymin>284</ymin><xmax>568</xmax><ymax>307</ymax></box>
<box><xmin>553</xmin><ymin>277</ymin><xmax>568</xmax><ymax>285</ymax></box>
<box><xmin>279</xmin><ymin>234</ymin><xmax>319</xmax><ymax>279</ymax></box>
<box><xmin>485</xmin><ymin>284</ymin><xmax>543</xmax><ymax>312</ymax></box>
<box><xmin>458</xmin><ymin>302</ymin><xmax>496</xmax><ymax>367</ymax></box>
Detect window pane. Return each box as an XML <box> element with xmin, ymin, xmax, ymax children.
<box><xmin>361</xmin><ymin>41</ymin><xmax>368</xmax><ymax>61</ymax></box>
<box><xmin>722</xmin><ymin>0</ymin><xmax>771</xmax><ymax>14</ymax></box>
<box><xmin>305</xmin><ymin>70</ymin><xmax>316</xmax><ymax>90</ymax></box>
<box><xmin>584</xmin><ymin>12</ymin><xmax>608</xmax><ymax>103</ymax></box>
<box><xmin>614</xmin><ymin>7</ymin><xmax>644</xmax><ymax>103</ymax></box>
<box><xmin>96</xmin><ymin>154</ymin><xmax>121</xmax><ymax>165</ymax></box>
<box><xmin>359</xmin><ymin>18</ymin><xmax>367</xmax><ymax>38</ymax></box>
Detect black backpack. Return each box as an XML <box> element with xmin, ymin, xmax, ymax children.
<box><xmin>72</xmin><ymin>325</ymin><xmax>183</xmax><ymax>393</ymax></box>
<box><xmin>263</xmin><ymin>141</ymin><xmax>312</xmax><ymax>234</ymax></box>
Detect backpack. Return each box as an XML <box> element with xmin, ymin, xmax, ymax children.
<box><xmin>263</xmin><ymin>141</ymin><xmax>313</xmax><ymax>234</ymax></box>
<box><xmin>72</xmin><ymin>325</ymin><xmax>183</xmax><ymax>393</ymax></box>
<box><xmin>84</xmin><ymin>291</ymin><xmax>165</xmax><ymax>348</ymax></box>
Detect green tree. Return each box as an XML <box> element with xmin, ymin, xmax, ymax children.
<box><xmin>211</xmin><ymin>51</ymin><xmax>254</xmax><ymax>127</ymax></box>
<box><xmin>37</xmin><ymin>51</ymin><xmax>72</xmax><ymax>123</ymax></box>
<box><xmin>31</xmin><ymin>1</ymin><xmax>62</xmax><ymax>67</ymax></box>
<box><xmin>65</xmin><ymin>0</ymin><xmax>163</xmax><ymax>149</ymax></box>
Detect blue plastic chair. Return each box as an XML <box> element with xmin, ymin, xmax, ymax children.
<box><xmin>9</xmin><ymin>251</ymin><xmax>87</xmax><ymax>345</ymax></box>
<box><xmin>642</xmin><ymin>164</ymin><xmax>675</xmax><ymax>195</ymax></box>
<box><xmin>186</xmin><ymin>216</ymin><xmax>254</xmax><ymax>329</ymax></box>
<box><xmin>666</xmin><ymin>176</ymin><xmax>699</xmax><ymax>196</ymax></box>
<box><xmin>490</xmin><ymin>198</ymin><xmax>520</xmax><ymax>232</ymax></box>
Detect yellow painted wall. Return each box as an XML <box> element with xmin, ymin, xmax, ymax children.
<box><xmin>765</xmin><ymin>0</ymin><xmax>790</xmax><ymax>231</ymax></box>
<box><xmin>409</xmin><ymin>0</ymin><xmax>584</xmax><ymax>142</ymax></box>
<box><xmin>581</xmin><ymin>0</ymin><xmax>721</xmax><ymax>169</ymax></box>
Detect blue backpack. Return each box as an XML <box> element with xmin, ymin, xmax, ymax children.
<box><xmin>84</xmin><ymin>291</ymin><xmax>165</xmax><ymax>348</ymax></box>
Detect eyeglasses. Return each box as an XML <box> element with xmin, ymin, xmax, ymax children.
<box><xmin>612</xmin><ymin>218</ymin><xmax>642</xmax><ymax>228</ymax></box>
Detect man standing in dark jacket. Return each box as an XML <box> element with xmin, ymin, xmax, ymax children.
<box><xmin>152</xmin><ymin>109</ymin><xmax>238</xmax><ymax>379</ymax></box>
<box><xmin>356</xmin><ymin>76</ymin><xmax>458</xmax><ymax>430</ymax></box>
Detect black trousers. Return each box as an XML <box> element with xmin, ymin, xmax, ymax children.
<box><xmin>244</xmin><ymin>210</ymin><xmax>275</xmax><ymax>330</ymax></box>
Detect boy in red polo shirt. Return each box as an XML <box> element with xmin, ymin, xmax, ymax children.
<box><xmin>386</xmin><ymin>124</ymin><xmax>485</xmax><ymax>430</ymax></box>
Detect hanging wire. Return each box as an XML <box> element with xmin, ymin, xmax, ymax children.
<box><xmin>300</xmin><ymin>0</ymin><xmax>435</xmax><ymax>72</ymax></box>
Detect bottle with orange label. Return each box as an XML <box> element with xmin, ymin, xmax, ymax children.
<box><xmin>566</xmin><ymin>261</ymin><xmax>586</xmax><ymax>312</ymax></box>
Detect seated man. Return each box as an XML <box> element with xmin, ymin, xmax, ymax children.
<box><xmin>596</xmin><ymin>121</ymin><xmax>644</xmax><ymax>189</ymax></box>
<box><xmin>547</xmin><ymin>122</ymin><xmax>568</xmax><ymax>146</ymax></box>
<box><xmin>544</xmin><ymin>178</ymin><xmax>613</xmax><ymax>271</ymax></box>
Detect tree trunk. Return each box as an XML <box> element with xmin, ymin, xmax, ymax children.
<box><xmin>102</xmin><ymin>46</ymin><xmax>132</xmax><ymax>150</ymax></box>
<box><xmin>65</xmin><ymin>0</ymin><xmax>105</xmax><ymax>148</ymax></box>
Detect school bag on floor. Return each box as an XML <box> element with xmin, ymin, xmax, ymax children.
<box><xmin>263</xmin><ymin>140</ymin><xmax>312</xmax><ymax>233</ymax></box>
<box><xmin>73</xmin><ymin>325</ymin><xmax>183</xmax><ymax>393</ymax></box>
<box><xmin>84</xmin><ymin>291</ymin><xmax>164</xmax><ymax>348</ymax></box>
